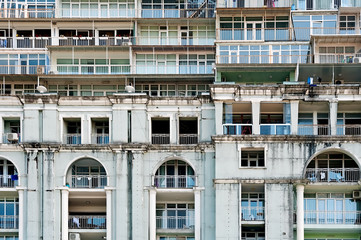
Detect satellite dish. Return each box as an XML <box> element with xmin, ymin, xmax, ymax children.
<box><xmin>125</xmin><ymin>85</ymin><xmax>135</xmax><ymax>93</ymax></box>
<box><xmin>36</xmin><ymin>85</ymin><xmax>48</xmax><ymax>93</ymax></box>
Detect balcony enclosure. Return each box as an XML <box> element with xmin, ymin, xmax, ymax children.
<box><xmin>0</xmin><ymin>53</ymin><xmax>48</xmax><ymax>75</ymax></box>
<box><xmin>179</xmin><ymin>118</ymin><xmax>198</xmax><ymax>144</ymax></box>
<box><xmin>154</xmin><ymin>160</ymin><xmax>196</xmax><ymax>188</ymax></box>
<box><xmin>3</xmin><ymin>119</ymin><xmax>21</xmax><ymax>144</ymax></box>
<box><xmin>91</xmin><ymin>119</ymin><xmax>109</xmax><ymax>144</ymax></box>
<box><xmin>241</xmin><ymin>184</ymin><xmax>265</xmax><ymax>222</ymax></box>
<box><xmin>223</xmin><ymin>103</ymin><xmax>252</xmax><ymax>135</ymax></box>
<box><xmin>217</xmin><ymin>0</ymin><xmax>290</xmax><ymax>8</ymax></box>
<box><xmin>66</xmin><ymin>158</ymin><xmax>107</xmax><ymax>188</ymax></box>
<box><xmin>0</xmin><ymin>198</ymin><xmax>19</xmax><ymax>229</ymax></box>
<box><xmin>304</xmin><ymin>192</ymin><xmax>361</xmax><ymax>225</ymax></box>
<box><xmin>156</xmin><ymin>203</ymin><xmax>194</xmax><ymax>230</ymax></box>
<box><xmin>260</xmin><ymin>103</ymin><xmax>290</xmax><ymax>135</ymax></box>
<box><xmin>298</xmin><ymin>102</ymin><xmax>330</xmax><ymax>135</ymax></box>
<box><xmin>337</xmin><ymin>103</ymin><xmax>361</xmax><ymax>135</ymax></box>
<box><xmin>305</xmin><ymin>152</ymin><xmax>360</xmax><ymax>183</ymax></box>
<box><xmin>63</xmin><ymin>119</ymin><xmax>81</xmax><ymax>144</ymax></box>
<box><xmin>152</xmin><ymin>118</ymin><xmax>170</xmax><ymax>144</ymax></box>
<box><xmin>0</xmin><ymin>160</ymin><xmax>18</xmax><ymax>188</ymax></box>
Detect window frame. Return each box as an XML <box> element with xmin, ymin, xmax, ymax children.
<box><xmin>238</xmin><ymin>146</ymin><xmax>267</xmax><ymax>168</ymax></box>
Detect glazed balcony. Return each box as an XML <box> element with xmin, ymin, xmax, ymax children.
<box><xmin>0</xmin><ymin>216</ymin><xmax>18</xmax><ymax>229</ymax></box>
<box><xmin>304</xmin><ymin>210</ymin><xmax>361</xmax><ymax>225</ymax></box>
<box><xmin>241</xmin><ymin>206</ymin><xmax>265</xmax><ymax>221</ymax></box>
<box><xmin>140</xmin><ymin>5</ymin><xmax>215</xmax><ymax>18</ymax></box>
<box><xmin>0</xmin><ymin>7</ymin><xmax>55</xmax><ymax>18</ymax></box>
<box><xmin>70</xmin><ymin>175</ymin><xmax>108</xmax><ymax>189</ymax></box>
<box><xmin>217</xmin><ymin>28</ymin><xmax>292</xmax><ymax>41</ymax></box>
<box><xmin>135</xmin><ymin>36</ymin><xmax>215</xmax><ymax>46</ymax></box>
<box><xmin>0</xmin><ymin>65</ymin><xmax>49</xmax><ymax>75</ymax></box>
<box><xmin>153</xmin><ymin>175</ymin><xmax>197</xmax><ymax>188</ymax></box>
<box><xmin>260</xmin><ymin>123</ymin><xmax>290</xmax><ymax>135</ymax></box>
<box><xmin>305</xmin><ymin>168</ymin><xmax>360</xmax><ymax>183</ymax></box>
<box><xmin>217</xmin><ymin>54</ymin><xmax>310</xmax><ymax>64</ymax></box>
<box><xmin>223</xmin><ymin>124</ymin><xmax>252</xmax><ymax>135</ymax></box>
<box><xmin>217</xmin><ymin>0</ymin><xmax>291</xmax><ymax>8</ymax></box>
<box><xmin>59</xmin><ymin>7</ymin><xmax>135</xmax><ymax>18</ymax></box>
<box><xmin>69</xmin><ymin>215</ymin><xmax>106</xmax><ymax>229</ymax></box>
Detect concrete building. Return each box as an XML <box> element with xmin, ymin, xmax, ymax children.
<box><xmin>0</xmin><ymin>0</ymin><xmax>361</xmax><ymax>240</ymax></box>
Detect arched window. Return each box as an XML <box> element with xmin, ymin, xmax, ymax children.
<box><xmin>0</xmin><ymin>160</ymin><xmax>18</xmax><ymax>188</ymax></box>
<box><xmin>66</xmin><ymin>158</ymin><xmax>107</xmax><ymax>188</ymax></box>
<box><xmin>154</xmin><ymin>160</ymin><xmax>196</xmax><ymax>188</ymax></box>
<box><xmin>305</xmin><ymin>152</ymin><xmax>360</xmax><ymax>183</ymax></box>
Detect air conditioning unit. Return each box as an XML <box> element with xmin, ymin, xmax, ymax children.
<box><xmin>353</xmin><ymin>57</ymin><xmax>361</xmax><ymax>63</ymax></box>
<box><xmin>7</xmin><ymin>133</ymin><xmax>18</xmax><ymax>142</ymax></box>
<box><xmin>37</xmin><ymin>66</ymin><xmax>44</xmax><ymax>74</ymax></box>
<box><xmin>353</xmin><ymin>191</ymin><xmax>361</xmax><ymax>199</ymax></box>
<box><xmin>335</xmin><ymin>79</ymin><xmax>344</xmax><ymax>85</ymax></box>
<box><xmin>69</xmin><ymin>233</ymin><xmax>81</xmax><ymax>240</ymax></box>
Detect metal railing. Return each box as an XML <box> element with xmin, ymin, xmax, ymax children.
<box><xmin>241</xmin><ymin>207</ymin><xmax>265</xmax><ymax>221</ymax></box>
<box><xmin>57</xmin><ymin>65</ymin><xmax>131</xmax><ymax>75</ymax></box>
<box><xmin>151</xmin><ymin>134</ymin><xmax>170</xmax><ymax>144</ymax></box>
<box><xmin>298</xmin><ymin>124</ymin><xmax>330</xmax><ymax>136</ymax></box>
<box><xmin>260</xmin><ymin>124</ymin><xmax>290</xmax><ymax>135</ymax></box>
<box><xmin>0</xmin><ymin>175</ymin><xmax>18</xmax><ymax>188</ymax></box>
<box><xmin>305</xmin><ymin>168</ymin><xmax>360</xmax><ymax>183</ymax></box>
<box><xmin>337</xmin><ymin>125</ymin><xmax>361</xmax><ymax>135</ymax></box>
<box><xmin>217</xmin><ymin>0</ymin><xmax>291</xmax><ymax>8</ymax></box>
<box><xmin>304</xmin><ymin>210</ymin><xmax>361</xmax><ymax>225</ymax></box>
<box><xmin>136</xmin><ymin>65</ymin><xmax>213</xmax><ymax>74</ymax></box>
<box><xmin>0</xmin><ymin>216</ymin><xmax>18</xmax><ymax>229</ymax></box>
<box><xmin>217</xmin><ymin>28</ymin><xmax>292</xmax><ymax>41</ymax></box>
<box><xmin>2</xmin><ymin>133</ymin><xmax>21</xmax><ymax>144</ymax></box>
<box><xmin>223</xmin><ymin>124</ymin><xmax>252</xmax><ymax>135</ymax></box>
<box><xmin>156</xmin><ymin>214</ymin><xmax>195</xmax><ymax>229</ymax></box>
<box><xmin>153</xmin><ymin>175</ymin><xmax>196</xmax><ymax>188</ymax></box>
<box><xmin>317</xmin><ymin>54</ymin><xmax>357</xmax><ymax>64</ymax></box>
<box><xmin>135</xmin><ymin>36</ymin><xmax>215</xmax><ymax>45</ymax></box>
<box><xmin>69</xmin><ymin>215</ymin><xmax>106</xmax><ymax>229</ymax></box>
<box><xmin>0</xmin><ymin>8</ymin><xmax>55</xmax><ymax>18</ymax></box>
<box><xmin>217</xmin><ymin>54</ymin><xmax>310</xmax><ymax>64</ymax></box>
<box><xmin>59</xmin><ymin>8</ymin><xmax>135</xmax><ymax>18</ymax></box>
<box><xmin>58</xmin><ymin>36</ymin><xmax>131</xmax><ymax>46</ymax></box>
<box><xmin>0</xmin><ymin>65</ymin><xmax>49</xmax><ymax>74</ymax></box>
<box><xmin>179</xmin><ymin>134</ymin><xmax>198</xmax><ymax>144</ymax></box>
<box><xmin>140</xmin><ymin>7</ymin><xmax>215</xmax><ymax>18</ymax></box>
<box><xmin>64</xmin><ymin>134</ymin><xmax>81</xmax><ymax>144</ymax></box>
<box><xmin>71</xmin><ymin>175</ymin><xmax>107</xmax><ymax>188</ymax></box>
<box><xmin>91</xmin><ymin>134</ymin><xmax>110</xmax><ymax>144</ymax></box>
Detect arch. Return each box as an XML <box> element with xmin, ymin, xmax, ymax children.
<box><xmin>152</xmin><ymin>155</ymin><xmax>197</xmax><ymax>176</ymax></box>
<box><xmin>0</xmin><ymin>155</ymin><xmax>21</xmax><ymax>187</ymax></box>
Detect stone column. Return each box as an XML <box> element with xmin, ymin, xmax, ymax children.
<box><xmin>252</xmin><ymin>101</ymin><xmax>260</xmax><ymax>135</ymax></box>
<box><xmin>149</xmin><ymin>188</ymin><xmax>156</xmax><ymax>240</ymax></box>
<box><xmin>290</xmin><ymin>101</ymin><xmax>299</xmax><ymax>135</ymax></box>
<box><xmin>17</xmin><ymin>188</ymin><xmax>25</xmax><ymax>240</ymax></box>
<box><xmin>214</xmin><ymin>101</ymin><xmax>223</xmax><ymax>135</ymax></box>
<box><xmin>296</xmin><ymin>185</ymin><xmax>304</xmax><ymax>240</ymax></box>
<box><xmin>61</xmin><ymin>189</ymin><xmax>69</xmax><ymax>240</ymax></box>
<box><xmin>238</xmin><ymin>182</ymin><xmax>242</xmax><ymax>239</ymax></box>
<box><xmin>106</xmin><ymin>189</ymin><xmax>112</xmax><ymax>240</ymax></box>
<box><xmin>329</xmin><ymin>101</ymin><xmax>338</xmax><ymax>135</ymax></box>
<box><xmin>194</xmin><ymin>189</ymin><xmax>201</xmax><ymax>240</ymax></box>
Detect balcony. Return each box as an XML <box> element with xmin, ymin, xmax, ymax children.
<box><xmin>337</xmin><ymin>125</ymin><xmax>361</xmax><ymax>135</ymax></box>
<box><xmin>298</xmin><ymin>125</ymin><xmax>330</xmax><ymax>136</ymax></box>
<box><xmin>0</xmin><ymin>7</ymin><xmax>55</xmax><ymax>18</ymax></box>
<box><xmin>223</xmin><ymin>124</ymin><xmax>252</xmax><ymax>135</ymax></box>
<box><xmin>218</xmin><ymin>28</ymin><xmax>291</xmax><ymax>41</ymax></box>
<box><xmin>260</xmin><ymin>124</ymin><xmax>290</xmax><ymax>135</ymax></box>
<box><xmin>154</xmin><ymin>175</ymin><xmax>196</xmax><ymax>188</ymax></box>
<box><xmin>179</xmin><ymin>134</ymin><xmax>198</xmax><ymax>144</ymax></box>
<box><xmin>2</xmin><ymin>133</ymin><xmax>21</xmax><ymax>144</ymax></box>
<box><xmin>156</xmin><ymin>214</ymin><xmax>194</xmax><ymax>229</ymax></box>
<box><xmin>140</xmin><ymin>6</ymin><xmax>215</xmax><ymax>18</ymax></box>
<box><xmin>64</xmin><ymin>134</ymin><xmax>81</xmax><ymax>144</ymax></box>
<box><xmin>71</xmin><ymin>175</ymin><xmax>107</xmax><ymax>189</ymax></box>
<box><xmin>217</xmin><ymin>54</ymin><xmax>310</xmax><ymax>64</ymax></box>
<box><xmin>317</xmin><ymin>54</ymin><xmax>358</xmax><ymax>64</ymax></box>
<box><xmin>305</xmin><ymin>168</ymin><xmax>360</xmax><ymax>183</ymax></box>
<box><xmin>136</xmin><ymin>65</ymin><xmax>213</xmax><ymax>74</ymax></box>
<box><xmin>0</xmin><ymin>216</ymin><xmax>18</xmax><ymax>229</ymax></box>
<box><xmin>59</xmin><ymin>8</ymin><xmax>135</xmax><ymax>18</ymax></box>
<box><xmin>136</xmin><ymin>36</ymin><xmax>215</xmax><ymax>46</ymax></box>
<box><xmin>0</xmin><ymin>175</ymin><xmax>18</xmax><ymax>188</ymax></box>
<box><xmin>56</xmin><ymin>65</ymin><xmax>131</xmax><ymax>75</ymax></box>
<box><xmin>152</xmin><ymin>134</ymin><xmax>170</xmax><ymax>144</ymax></box>
<box><xmin>0</xmin><ymin>65</ymin><xmax>49</xmax><ymax>75</ymax></box>
<box><xmin>241</xmin><ymin>206</ymin><xmax>265</xmax><ymax>221</ymax></box>
<box><xmin>304</xmin><ymin>211</ymin><xmax>361</xmax><ymax>225</ymax></box>
<box><xmin>217</xmin><ymin>0</ymin><xmax>291</xmax><ymax>8</ymax></box>
<box><xmin>69</xmin><ymin>215</ymin><xmax>106</xmax><ymax>229</ymax></box>
<box><xmin>91</xmin><ymin>134</ymin><xmax>109</xmax><ymax>144</ymax></box>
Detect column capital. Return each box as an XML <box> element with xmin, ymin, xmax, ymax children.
<box><xmin>16</xmin><ymin>187</ymin><xmax>26</xmax><ymax>192</ymax></box>
<box><xmin>104</xmin><ymin>187</ymin><xmax>116</xmax><ymax>192</ymax></box>
<box><xmin>296</xmin><ymin>184</ymin><xmax>305</xmax><ymax>191</ymax></box>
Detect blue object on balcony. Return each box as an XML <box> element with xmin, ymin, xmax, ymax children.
<box><xmin>10</xmin><ymin>175</ymin><xmax>18</xmax><ymax>181</ymax></box>
<box><xmin>329</xmin><ymin>171</ymin><xmax>344</xmax><ymax>182</ymax></box>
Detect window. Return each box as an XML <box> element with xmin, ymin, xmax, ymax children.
<box><xmin>154</xmin><ymin>160</ymin><xmax>195</xmax><ymax>188</ymax></box>
<box><xmin>179</xmin><ymin>118</ymin><xmax>198</xmax><ymax>144</ymax></box>
<box><xmin>151</xmin><ymin>118</ymin><xmax>170</xmax><ymax>144</ymax></box>
<box><xmin>156</xmin><ymin>203</ymin><xmax>194</xmax><ymax>229</ymax></box>
<box><xmin>64</xmin><ymin>119</ymin><xmax>81</xmax><ymax>144</ymax></box>
<box><xmin>92</xmin><ymin>119</ymin><xmax>109</xmax><ymax>144</ymax></box>
<box><xmin>241</xmin><ymin>193</ymin><xmax>265</xmax><ymax>221</ymax></box>
<box><xmin>340</xmin><ymin>15</ymin><xmax>356</xmax><ymax>34</ymax></box>
<box><xmin>0</xmin><ymin>160</ymin><xmax>18</xmax><ymax>187</ymax></box>
<box><xmin>0</xmin><ymin>198</ymin><xmax>19</xmax><ymax>229</ymax></box>
<box><xmin>241</xmin><ymin>150</ymin><xmax>265</xmax><ymax>167</ymax></box>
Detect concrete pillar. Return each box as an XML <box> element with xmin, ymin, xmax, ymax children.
<box><xmin>252</xmin><ymin>101</ymin><xmax>260</xmax><ymax>135</ymax></box>
<box><xmin>106</xmin><ymin>189</ymin><xmax>112</xmax><ymax>240</ymax></box>
<box><xmin>170</xmin><ymin>115</ymin><xmax>177</xmax><ymax>144</ymax></box>
<box><xmin>17</xmin><ymin>188</ymin><xmax>24</xmax><ymax>240</ymax></box>
<box><xmin>238</xmin><ymin>182</ymin><xmax>242</xmax><ymax>239</ymax></box>
<box><xmin>296</xmin><ymin>185</ymin><xmax>304</xmax><ymax>240</ymax></box>
<box><xmin>61</xmin><ymin>189</ymin><xmax>69</xmax><ymax>240</ymax></box>
<box><xmin>194</xmin><ymin>189</ymin><xmax>201</xmax><ymax>240</ymax></box>
<box><xmin>329</xmin><ymin>101</ymin><xmax>338</xmax><ymax>135</ymax></box>
<box><xmin>149</xmin><ymin>189</ymin><xmax>156</xmax><ymax>240</ymax></box>
<box><xmin>214</xmin><ymin>101</ymin><xmax>223</xmax><ymax>135</ymax></box>
<box><xmin>290</xmin><ymin>101</ymin><xmax>299</xmax><ymax>135</ymax></box>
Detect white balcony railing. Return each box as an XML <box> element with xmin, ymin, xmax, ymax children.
<box><xmin>136</xmin><ymin>36</ymin><xmax>215</xmax><ymax>46</ymax></box>
<box><xmin>153</xmin><ymin>175</ymin><xmax>196</xmax><ymax>188</ymax></box>
<box><xmin>0</xmin><ymin>216</ymin><xmax>18</xmax><ymax>229</ymax></box>
<box><xmin>59</xmin><ymin>8</ymin><xmax>135</xmax><ymax>18</ymax></box>
<box><xmin>304</xmin><ymin>210</ymin><xmax>361</xmax><ymax>225</ymax></box>
<box><xmin>298</xmin><ymin>125</ymin><xmax>330</xmax><ymax>136</ymax></box>
<box><xmin>217</xmin><ymin>54</ymin><xmax>310</xmax><ymax>64</ymax></box>
<box><xmin>0</xmin><ymin>65</ymin><xmax>49</xmax><ymax>74</ymax></box>
<box><xmin>2</xmin><ymin>133</ymin><xmax>21</xmax><ymax>144</ymax></box>
<box><xmin>140</xmin><ymin>7</ymin><xmax>215</xmax><ymax>18</ymax></box>
<box><xmin>71</xmin><ymin>175</ymin><xmax>107</xmax><ymax>188</ymax></box>
<box><xmin>223</xmin><ymin>124</ymin><xmax>252</xmax><ymax>135</ymax></box>
<box><xmin>305</xmin><ymin>168</ymin><xmax>360</xmax><ymax>183</ymax></box>
<box><xmin>152</xmin><ymin>134</ymin><xmax>170</xmax><ymax>144</ymax></box>
<box><xmin>217</xmin><ymin>28</ymin><xmax>292</xmax><ymax>41</ymax></box>
<box><xmin>57</xmin><ymin>65</ymin><xmax>131</xmax><ymax>75</ymax></box>
<box><xmin>156</xmin><ymin>214</ymin><xmax>195</xmax><ymax>229</ymax></box>
<box><xmin>260</xmin><ymin>124</ymin><xmax>290</xmax><ymax>135</ymax></box>
<box><xmin>0</xmin><ymin>175</ymin><xmax>18</xmax><ymax>188</ymax></box>
<box><xmin>69</xmin><ymin>215</ymin><xmax>106</xmax><ymax>229</ymax></box>
<box><xmin>0</xmin><ymin>8</ymin><xmax>55</xmax><ymax>18</ymax></box>
<box><xmin>337</xmin><ymin>125</ymin><xmax>361</xmax><ymax>136</ymax></box>
<box><xmin>179</xmin><ymin>134</ymin><xmax>198</xmax><ymax>144</ymax></box>
<box><xmin>91</xmin><ymin>134</ymin><xmax>109</xmax><ymax>144</ymax></box>
<box><xmin>136</xmin><ymin>65</ymin><xmax>213</xmax><ymax>74</ymax></box>
<box><xmin>241</xmin><ymin>206</ymin><xmax>265</xmax><ymax>221</ymax></box>
<box><xmin>64</xmin><ymin>134</ymin><xmax>81</xmax><ymax>144</ymax></box>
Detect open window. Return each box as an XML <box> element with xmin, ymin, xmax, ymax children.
<box><xmin>151</xmin><ymin>118</ymin><xmax>170</xmax><ymax>144</ymax></box>
<box><xmin>179</xmin><ymin>118</ymin><xmax>198</xmax><ymax>144</ymax></box>
<box><xmin>64</xmin><ymin>119</ymin><xmax>81</xmax><ymax>144</ymax></box>
<box><xmin>91</xmin><ymin>118</ymin><xmax>109</xmax><ymax>144</ymax></box>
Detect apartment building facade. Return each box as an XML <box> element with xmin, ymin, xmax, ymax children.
<box><xmin>0</xmin><ymin>0</ymin><xmax>361</xmax><ymax>240</ymax></box>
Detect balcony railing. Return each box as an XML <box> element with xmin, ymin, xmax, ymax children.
<box><xmin>91</xmin><ymin>134</ymin><xmax>110</xmax><ymax>144</ymax></box>
<box><xmin>317</xmin><ymin>54</ymin><xmax>357</xmax><ymax>64</ymax></box>
<box><xmin>0</xmin><ymin>216</ymin><xmax>18</xmax><ymax>229</ymax></box>
<box><xmin>136</xmin><ymin>65</ymin><xmax>213</xmax><ymax>74</ymax></box>
<box><xmin>57</xmin><ymin>65</ymin><xmax>131</xmax><ymax>75</ymax></box>
<box><xmin>337</xmin><ymin>125</ymin><xmax>361</xmax><ymax>135</ymax></box>
<box><xmin>69</xmin><ymin>215</ymin><xmax>106</xmax><ymax>229</ymax></box>
<box><xmin>59</xmin><ymin>8</ymin><xmax>135</xmax><ymax>18</ymax></box>
<box><xmin>156</xmin><ymin>214</ymin><xmax>194</xmax><ymax>229</ymax></box>
<box><xmin>223</xmin><ymin>124</ymin><xmax>252</xmax><ymax>135</ymax></box>
<box><xmin>304</xmin><ymin>210</ymin><xmax>361</xmax><ymax>225</ymax></box>
<box><xmin>136</xmin><ymin>36</ymin><xmax>215</xmax><ymax>46</ymax></box>
<box><xmin>218</xmin><ymin>28</ymin><xmax>292</xmax><ymax>41</ymax></box>
<box><xmin>179</xmin><ymin>134</ymin><xmax>198</xmax><ymax>144</ymax></box>
<box><xmin>217</xmin><ymin>54</ymin><xmax>310</xmax><ymax>64</ymax></box>
<box><xmin>64</xmin><ymin>134</ymin><xmax>81</xmax><ymax>144</ymax></box>
<box><xmin>0</xmin><ymin>8</ymin><xmax>55</xmax><ymax>18</ymax></box>
<box><xmin>305</xmin><ymin>168</ymin><xmax>360</xmax><ymax>183</ymax></box>
<box><xmin>0</xmin><ymin>65</ymin><xmax>49</xmax><ymax>74</ymax></box>
<box><xmin>154</xmin><ymin>175</ymin><xmax>196</xmax><ymax>188</ymax></box>
<box><xmin>0</xmin><ymin>175</ymin><xmax>18</xmax><ymax>188</ymax></box>
<box><xmin>71</xmin><ymin>175</ymin><xmax>107</xmax><ymax>188</ymax></box>
<box><xmin>140</xmin><ymin>7</ymin><xmax>215</xmax><ymax>18</ymax></box>
<box><xmin>152</xmin><ymin>134</ymin><xmax>170</xmax><ymax>144</ymax></box>
<box><xmin>260</xmin><ymin>124</ymin><xmax>290</xmax><ymax>135</ymax></box>
<box><xmin>298</xmin><ymin>125</ymin><xmax>330</xmax><ymax>136</ymax></box>
<box><xmin>241</xmin><ymin>206</ymin><xmax>265</xmax><ymax>221</ymax></box>
<box><xmin>217</xmin><ymin>0</ymin><xmax>291</xmax><ymax>8</ymax></box>
<box><xmin>2</xmin><ymin>133</ymin><xmax>21</xmax><ymax>144</ymax></box>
